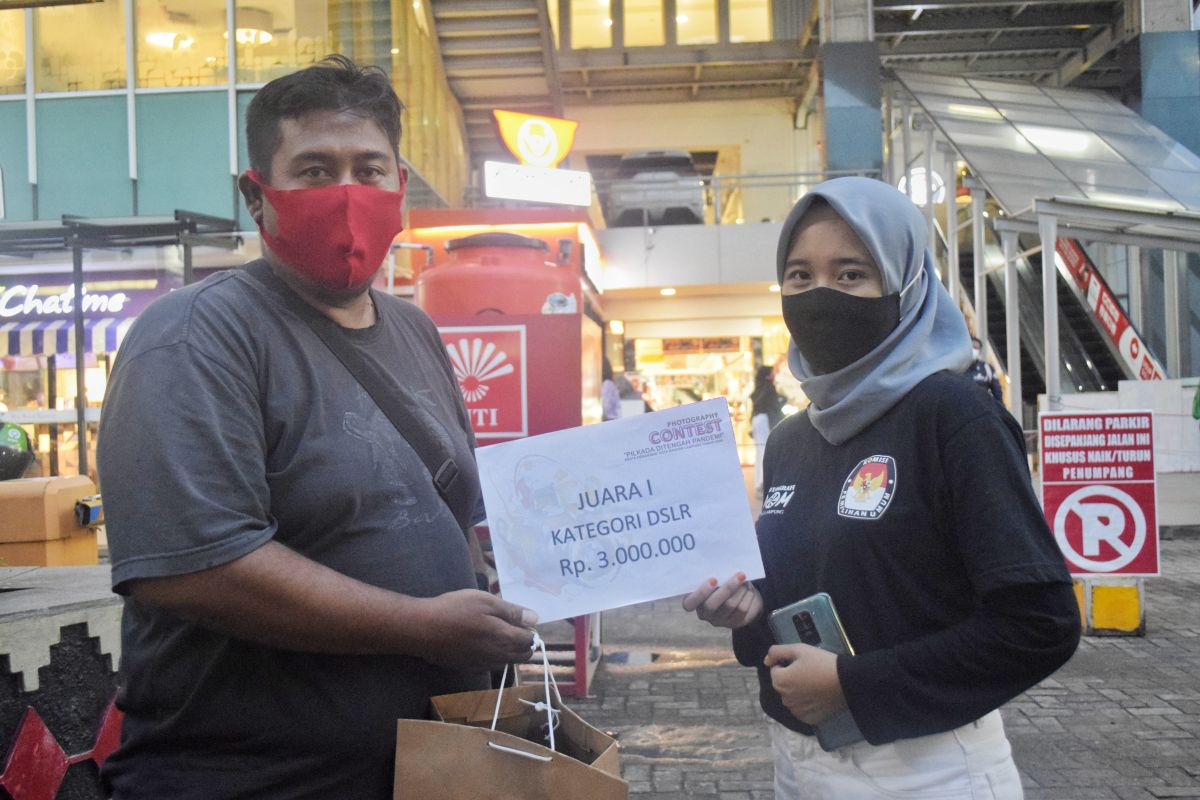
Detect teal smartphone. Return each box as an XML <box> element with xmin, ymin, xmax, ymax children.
<box><xmin>767</xmin><ymin>592</ymin><xmax>865</xmax><ymax>752</ymax></box>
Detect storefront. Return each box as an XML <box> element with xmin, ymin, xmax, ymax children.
<box><xmin>0</xmin><ymin>213</ymin><xmax>239</xmax><ymax>480</ymax></box>
<box><xmin>1</xmin><ymin>265</ymin><xmax>189</xmax><ymax>479</ymax></box>
<box><xmin>602</xmin><ymin>296</ymin><xmax>808</xmax><ymax>465</ymax></box>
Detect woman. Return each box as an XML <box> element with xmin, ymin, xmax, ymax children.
<box><xmin>750</xmin><ymin>366</ymin><xmax>787</xmax><ymax>495</ymax></box>
<box><xmin>601</xmin><ymin>357</ymin><xmax>621</xmax><ymax>421</ymax></box>
<box><xmin>683</xmin><ymin>177</ymin><xmax>1079</xmax><ymax>799</ymax></box>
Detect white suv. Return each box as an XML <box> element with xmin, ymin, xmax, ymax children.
<box><xmin>607</xmin><ymin>150</ymin><xmax>705</xmax><ymax>226</ymax></box>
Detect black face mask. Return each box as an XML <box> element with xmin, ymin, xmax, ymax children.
<box><xmin>782</xmin><ymin>287</ymin><xmax>901</xmax><ymax>375</ymax></box>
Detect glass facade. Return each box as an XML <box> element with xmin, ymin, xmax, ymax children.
<box><xmin>393</xmin><ymin>0</ymin><xmax>469</xmax><ymax>204</ymax></box>
<box><xmin>676</xmin><ymin>0</ymin><xmax>717</xmax><ymax>45</ymax></box>
<box><xmin>35</xmin><ymin>2</ymin><xmax>126</xmax><ymax>92</ymax></box>
<box><xmin>237</xmin><ymin>2</ymin><xmax>330</xmax><ymax>84</ymax></box>
<box><xmin>136</xmin><ymin>0</ymin><xmax>228</xmax><ymax>88</ymax></box>
<box><xmin>571</xmin><ymin>0</ymin><xmax>612</xmax><ymax>49</ymax></box>
<box><xmin>0</xmin><ymin>11</ymin><xmax>24</xmax><ymax>95</ymax></box>
<box><xmin>730</xmin><ymin>0</ymin><xmax>770</xmax><ymax>43</ymax></box>
<box><xmin>558</xmin><ymin>0</ymin><xmax>771</xmax><ymax>49</ymax></box>
<box><xmin>625</xmin><ymin>0</ymin><xmax>665</xmax><ymax>47</ymax></box>
<box><xmin>0</xmin><ymin>0</ymin><xmax>469</xmax><ymax>218</ymax></box>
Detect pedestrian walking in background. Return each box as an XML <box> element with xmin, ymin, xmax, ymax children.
<box><xmin>602</xmin><ymin>356</ymin><xmax>621</xmax><ymax>421</ymax></box>
<box><xmin>750</xmin><ymin>365</ymin><xmax>786</xmax><ymax>495</ymax></box>
<box><xmin>968</xmin><ymin>336</ymin><xmax>1005</xmax><ymax>402</ymax></box>
<box><xmin>683</xmin><ymin>177</ymin><xmax>1080</xmax><ymax>800</ymax></box>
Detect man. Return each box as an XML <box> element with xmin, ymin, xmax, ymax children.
<box><xmin>97</xmin><ymin>56</ymin><xmax>537</xmax><ymax>799</ymax></box>
<box><xmin>967</xmin><ymin>336</ymin><xmax>1004</xmax><ymax>402</ymax></box>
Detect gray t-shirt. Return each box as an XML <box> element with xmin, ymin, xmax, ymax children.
<box><xmin>97</xmin><ymin>262</ymin><xmax>486</xmax><ymax>799</ymax></box>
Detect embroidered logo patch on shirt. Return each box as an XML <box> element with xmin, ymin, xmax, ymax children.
<box><xmin>837</xmin><ymin>455</ymin><xmax>897</xmax><ymax>520</ymax></box>
<box><xmin>761</xmin><ymin>484</ymin><xmax>795</xmax><ymax>515</ymax></box>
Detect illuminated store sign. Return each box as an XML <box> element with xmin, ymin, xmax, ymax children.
<box><xmin>484</xmin><ymin>161</ymin><xmax>592</xmax><ymax>207</ymax></box>
<box><xmin>493</xmin><ymin>110</ymin><xmax>579</xmax><ymax>168</ymax></box>
<box><xmin>0</xmin><ymin>284</ymin><xmax>132</xmax><ymax>318</ymax></box>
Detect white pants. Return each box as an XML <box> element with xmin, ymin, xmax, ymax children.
<box><xmin>769</xmin><ymin>711</ymin><xmax>1023</xmax><ymax>800</ymax></box>
<box><xmin>752</xmin><ymin>413</ymin><xmax>771</xmax><ymax>494</ymax></box>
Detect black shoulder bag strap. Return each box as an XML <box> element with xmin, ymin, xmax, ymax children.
<box><xmin>241</xmin><ymin>261</ymin><xmax>472</xmax><ymax>529</ymax></box>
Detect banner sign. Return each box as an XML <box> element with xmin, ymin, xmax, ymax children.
<box><xmin>439</xmin><ymin>325</ymin><xmax>528</xmax><ymax>440</ymax></box>
<box><xmin>1040</xmin><ymin>410</ymin><xmax>1159</xmax><ymax>576</ymax></box>
<box><xmin>661</xmin><ymin>337</ymin><xmax>741</xmax><ymax>356</ymax></box>
<box><xmin>1056</xmin><ymin>239</ymin><xmax>1166</xmax><ymax>381</ymax></box>
<box><xmin>476</xmin><ymin>398</ymin><xmax>763</xmax><ymax>622</ymax></box>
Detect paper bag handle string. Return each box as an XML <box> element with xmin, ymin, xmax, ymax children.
<box><xmin>487</xmin><ymin>630</ymin><xmax>563</xmax><ymax>760</ymax></box>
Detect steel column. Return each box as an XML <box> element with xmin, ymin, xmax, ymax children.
<box><xmin>1127</xmin><ymin>246</ymin><xmax>1143</xmax><ymax>330</ymax></box>
<box><xmin>71</xmin><ymin>240</ymin><xmax>88</xmax><ymax>477</ymax></box>
<box><xmin>1039</xmin><ymin>213</ymin><xmax>1062</xmax><ymax>409</ymax></box>
<box><xmin>1002</xmin><ymin>230</ymin><xmax>1022</xmax><ymax>419</ymax></box>
<box><xmin>1163</xmin><ymin>249</ymin><xmax>1182</xmax><ymax>378</ymax></box>
<box><xmin>900</xmin><ymin>99</ymin><xmax>912</xmax><ymax>200</ymax></box>
<box><xmin>923</xmin><ymin>119</ymin><xmax>935</xmax><ymax>270</ymax></box>
<box><xmin>941</xmin><ymin>143</ymin><xmax>959</xmax><ymax>302</ymax></box>
<box><xmin>970</xmin><ymin>183</ymin><xmax>987</xmax><ymax>355</ymax></box>
<box><xmin>882</xmin><ymin>80</ymin><xmax>893</xmax><ymax>184</ymax></box>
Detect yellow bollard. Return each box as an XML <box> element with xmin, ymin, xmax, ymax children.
<box><xmin>1072</xmin><ymin>577</ymin><xmax>1145</xmax><ymax>636</ymax></box>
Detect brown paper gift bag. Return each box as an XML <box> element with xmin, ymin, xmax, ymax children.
<box><xmin>394</xmin><ymin>682</ymin><xmax>628</xmax><ymax>799</ymax></box>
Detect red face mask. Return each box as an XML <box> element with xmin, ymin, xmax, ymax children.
<box><xmin>247</xmin><ymin>170</ymin><xmax>406</xmax><ymax>290</ymax></box>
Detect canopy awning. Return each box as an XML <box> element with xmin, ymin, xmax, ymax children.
<box><xmin>0</xmin><ymin>317</ymin><xmax>134</xmax><ymax>357</ymax></box>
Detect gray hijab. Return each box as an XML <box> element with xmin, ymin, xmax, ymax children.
<box><xmin>779</xmin><ymin>176</ymin><xmax>972</xmax><ymax>444</ymax></box>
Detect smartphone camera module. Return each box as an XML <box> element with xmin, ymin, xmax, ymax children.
<box><xmin>793</xmin><ymin>611</ymin><xmax>822</xmax><ymax>646</ymax></box>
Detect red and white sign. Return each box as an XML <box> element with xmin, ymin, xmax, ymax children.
<box><xmin>440</xmin><ymin>325</ymin><xmax>528</xmax><ymax>440</ymax></box>
<box><xmin>1056</xmin><ymin>239</ymin><xmax>1166</xmax><ymax>381</ymax></box>
<box><xmin>1040</xmin><ymin>410</ymin><xmax>1159</xmax><ymax>576</ymax></box>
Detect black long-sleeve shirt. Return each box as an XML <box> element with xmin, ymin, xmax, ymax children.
<box><xmin>734</xmin><ymin>371</ymin><xmax>1080</xmax><ymax>745</ymax></box>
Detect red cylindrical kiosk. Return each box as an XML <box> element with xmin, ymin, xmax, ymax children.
<box><xmin>409</xmin><ymin>216</ymin><xmax>605</xmax><ymax>696</ymax></box>
<box><xmin>416</xmin><ymin>232</ymin><xmax>579</xmax><ymax>317</ymax></box>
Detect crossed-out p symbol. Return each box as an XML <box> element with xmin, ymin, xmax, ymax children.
<box><xmin>1053</xmin><ymin>485</ymin><xmax>1146</xmax><ymax>573</ymax></box>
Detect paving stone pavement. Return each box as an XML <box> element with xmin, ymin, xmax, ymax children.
<box><xmin>555</xmin><ymin>537</ymin><xmax>1200</xmax><ymax>799</ymax></box>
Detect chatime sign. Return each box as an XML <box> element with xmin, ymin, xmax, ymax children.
<box><xmin>0</xmin><ymin>283</ymin><xmax>136</xmax><ymax>318</ymax></box>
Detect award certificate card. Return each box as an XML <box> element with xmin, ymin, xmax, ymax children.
<box><xmin>476</xmin><ymin>398</ymin><xmax>764</xmax><ymax>622</ymax></box>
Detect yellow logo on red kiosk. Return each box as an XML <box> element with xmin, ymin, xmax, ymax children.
<box><xmin>838</xmin><ymin>455</ymin><xmax>897</xmax><ymax>520</ymax></box>
<box><xmin>493</xmin><ymin>109</ymin><xmax>578</xmax><ymax>168</ymax></box>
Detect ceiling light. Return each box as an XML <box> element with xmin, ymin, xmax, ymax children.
<box><xmin>896</xmin><ymin>167</ymin><xmax>946</xmax><ymax>207</ymax></box>
<box><xmin>609</xmin><ymin>319</ymin><xmax>625</xmax><ymax>335</ymax></box>
<box><xmin>769</xmin><ymin>284</ymin><xmax>781</xmax><ymax>293</ymax></box>
<box><xmin>947</xmin><ymin>103</ymin><xmax>1001</xmax><ymax>119</ymax></box>
<box><xmin>1018</xmin><ymin>125</ymin><xmax>1090</xmax><ymax>154</ymax></box>
<box><xmin>390</xmin><ymin>47</ymin><xmax>400</xmax><ymax>54</ymax></box>
<box><xmin>235</xmin><ymin>8</ymin><xmax>274</xmax><ymax>45</ymax></box>
<box><xmin>235</xmin><ymin>27</ymin><xmax>273</xmax><ymax>45</ymax></box>
<box><xmin>660</xmin><ymin>287</ymin><xmax>676</xmax><ymax>296</ymax></box>
<box><xmin>145</xmin><ymin>31</ymin><xmax>195</xmax><ymax>50</ymax></box>
<box><xmin>603</xmin><ymin>17</ymin><xmax>613</xmax><ymax>27</ymax></box>
<box><xmin>676</xmin><ymin>14</ymin><xmax>689</xmax><ymax>23</ymax></box>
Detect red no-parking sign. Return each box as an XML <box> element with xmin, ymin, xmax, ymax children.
<box><xmin>1040</xmin><ymin>411</ymin><xmax>1159</xmax><ymax>576</ymax></box>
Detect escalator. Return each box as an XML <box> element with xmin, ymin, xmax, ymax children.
<box><xmin>958</xmin><ymin>237</ymin><xmax>1130</xmax><ymax>416</ymax></box>
<box><xmin>894</xmin><ymin>69</ymin><xmax>1198</xmax><ymax>413</ymax></box>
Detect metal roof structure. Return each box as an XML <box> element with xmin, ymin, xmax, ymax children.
<box><xmin>895</xmin><ymin>69</ymin><xmax>1200</xmax><ymax>217</ymax></box>
<box><xmin>428</xmin><ymin>0</ymin><xmax>1151</xmax><ymax>173</ymax></box>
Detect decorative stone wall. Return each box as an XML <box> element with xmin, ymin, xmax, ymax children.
<box><xmin>0</xmin><ymin>567</ymin><xmax>121</xmax><ymax>799</ymax></box>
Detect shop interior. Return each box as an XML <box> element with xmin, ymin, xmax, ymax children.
<box><xmin>604</xmin><ymin>317</ymin><xmax>807</xmax><ymax>465</ymax></box>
